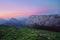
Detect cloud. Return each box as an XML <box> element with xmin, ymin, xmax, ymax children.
<box><xmin>0</xmin><ymin>6</ymin><xmax>50</xmax><ymax>18</ymax></box>
<box><xmin>0</xmin><ymin>0</ymin><xmax>59</xmax><ymax>18</ymax></box>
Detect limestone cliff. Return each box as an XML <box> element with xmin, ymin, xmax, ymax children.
<box><xmin>26</xmin><ymin>15</ymin><xmax>60</xmax><ymax>27</ymax></box>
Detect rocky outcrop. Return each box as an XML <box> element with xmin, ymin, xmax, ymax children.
<box><xmin>26</xmin><ymin>15</ymin><xmax>60</xmax><ymax>27</ymax></box>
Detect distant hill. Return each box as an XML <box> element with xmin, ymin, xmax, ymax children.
<box><xmin>2</xmin><ymin>18</ymin><xmax>27</xmax><ymax>26</ymax></box>
<box><xmin>0</xmin><ymin>18</ymin><xmax>7</xmax><ymax>24</ymax></box>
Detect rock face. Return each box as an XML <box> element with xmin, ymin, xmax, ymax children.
<box><xmin>26</xmin><ymin>15</ymin><xmax>60</xmax><ymax>27</ymax></box>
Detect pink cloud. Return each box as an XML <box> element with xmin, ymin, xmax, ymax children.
<box><xmin>0</xmin><ymin>3</ymin><xmax>51</xmax><ymax>18</ymax></box>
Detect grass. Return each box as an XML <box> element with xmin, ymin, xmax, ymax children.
<box><xmin>0</xmin><ymin>26</ymin><xmax>60</xmax><ymax>40</ymax></box>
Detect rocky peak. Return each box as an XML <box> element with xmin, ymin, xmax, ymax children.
<box><xmin>26</xmin><ymin>15</ymin><xmax>60</xmax><ymax>26</ymax></box>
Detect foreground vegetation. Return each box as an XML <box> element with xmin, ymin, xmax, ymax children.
<box><xmin>0</xmin><ymin>25</ymin><xmax>60</xmax><ymax>40</ymax></box>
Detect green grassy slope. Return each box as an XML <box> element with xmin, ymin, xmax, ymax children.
<box><xmin>0</xmin><ymin>26</ymin><xmax>60</xmax><ymax>40</ymax></box>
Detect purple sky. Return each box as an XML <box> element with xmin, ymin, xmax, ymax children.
<box><xmin>0</xmin><ymin>0</ymin><xmax>60</xmax><ymax>18</ymax></box>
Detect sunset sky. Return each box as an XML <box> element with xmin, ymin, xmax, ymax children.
<box><xmin>0</xmin><ymin>0</ymin><xmax>60</xmax><ymax>18</ymax></box>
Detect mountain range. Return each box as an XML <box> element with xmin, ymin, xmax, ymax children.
<box><xmin>0</xmin><ymin>14</ymin><xmax>60</xmax><ymax>27</ymax></box>
<box><xmin>0</xmin><ymin>18</ymin><xmax>27</xmax><ymax>26</ymax></box>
